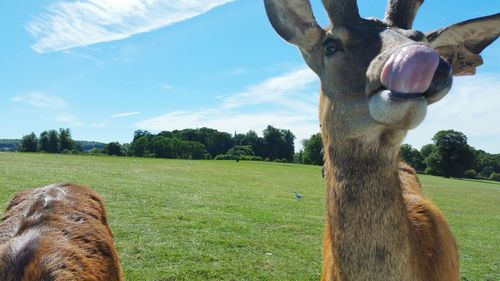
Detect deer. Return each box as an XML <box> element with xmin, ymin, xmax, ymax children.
<box><xmin>263</xmin><ymin>0</ymin><xmax>499</xmax><ymax>280</ymax></box>
<box><xmin>0</xmin><ymin>183</ymin><xmax>123</xmax><ymax>281</ymax></box>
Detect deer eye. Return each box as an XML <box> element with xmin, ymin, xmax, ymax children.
<box><xmin>323</xmin><ymin>38</ymin><xmax>341</xmax><ymax>57</ymax></box>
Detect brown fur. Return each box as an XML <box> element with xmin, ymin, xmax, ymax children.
<box><xmin>400</xmin><ymin>163</ymin><xmax>459</xmax><ymax>281</ymax></box>
<box><xmin>0</xmin><ymin>183</ymin><xmax>123</xmax><ymax>281</ymax></box>
<box><xmin>320</xmin><ymin>153</ymin><xmax>459</xmax><ymax>281</ymax></box>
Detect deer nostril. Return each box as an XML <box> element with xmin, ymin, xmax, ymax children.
<box><xmin>436</xmin><ymin>57</ymin><xmax>452</xmax><ymax>76</ymax></box>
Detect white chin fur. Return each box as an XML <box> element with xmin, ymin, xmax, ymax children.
<box><xmin>368</xmin><ymin>90</ymin><xmax>428</xmax><ymax>130</ymax></box>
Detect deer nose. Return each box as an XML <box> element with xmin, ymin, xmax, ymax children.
<box><xmin>380</xmin><ymin>44</ymin><xmax>440</xmax><ymax>94</ymax></box>
<box><xmin>436</xmin><ymin>57</ymin><xmax>452</xmax><ymax>76</ymax></box>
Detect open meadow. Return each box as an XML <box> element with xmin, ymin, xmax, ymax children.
<box><xmin>0</xmin><ymin>152</ymin><xmax>498</xmax><ymax>281</ymax></box>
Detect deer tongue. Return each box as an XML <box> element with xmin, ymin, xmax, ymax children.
<box><xmin>380</xmin><ymin>44</ymin><xmax>439</xmax><ymax>94</ymax></box>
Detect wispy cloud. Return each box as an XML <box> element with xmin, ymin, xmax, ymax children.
<box><xmin>62</xmin><ymin>49</ymin><xmax>104</xmax><ymax>64</ymax></box>
<box><xmin>160</xmin><ymin>84</ymin><xmax>174</xmax><ymax>91</ymax></box>
<box><xmin>111</xmin><ymin>111</ymin><xmax>141</xmax><ymax>118</ymax></box>
<box><xmin>222</xmin><ymin>67</ymin><xmax>249</xmax><ymax>76</ymax></box>
<box><xmin>12</xmin><ymin>92</ymin><xmax>67</xmax><ymax>109</ymax></box>
<box><xmin>56</xmin><ymin>113</ymin><xmax>84</xmax><ymax>127</ymax></box>
<box><xmin>26</xmin><ymin>0</ymin><xmax>235</xmax><ymax>53</ymax></box>
<box><xmin>222</xmin><ymin>68</ymin><xmax>317</xmax><ymax>110</ymax></box>
<box><xmin>91</xmin><ymin>122</ymin><xmax>109</xmax><ymax>128</ymax></box>
<box><xmin>137</xmin><ymin>69</ymin><xmax>500</xmax><ymax>153</ymax></box>
<box><xmin>137</xmin><ymin>111</ymin><xmax>318</xmax><ymax>141</ymax></box>
<box><xmin>137</xmin><ymin>67</ymin><xmax>320</xmax><ymax>147</ymax></box>
<box><xmin>406</xmin><ymin>74</ymin><xmax>500</xmax><ymax>153</ymax></box>
<box><xmin>11</xmin><ymin>92</ymin><xmax>86</xmax><ymax>127</ymax></box>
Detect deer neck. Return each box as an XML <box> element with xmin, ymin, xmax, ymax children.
<box><xmin>323</xmin><ymin>137</ymin><xmax>415</xmax><ymax>280</ymax></box>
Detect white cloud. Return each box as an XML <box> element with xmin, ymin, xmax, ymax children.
<box><xmin>62</xmin><ymin>49</ymin><xmax>104</xmax><ymax>64</ymax></box>
<box><xmin>26</xmin><ymin>0</ymin><xmax>235</xmax><ymax>53</ymax></box>
<box><xmin>11</xmin><ymin>92</ymin><xmax>86</xmax><ymax>128</ymax></box>
<box><xmin>222</xmin><ymin>67</ymin><xmax>248</xmax><ymax>76</ymax></box>
<box><xmin>110</xmin><ymin>111</ymin><xmax>140</xmax><ymax>118</ymax></box>
<box><xmin>406</xmin><ymin>74</ymin><xmax>500</xmax><ymax>153</ymax></box>
<box><xmin>56</xmin><ymin>113</ymin><xmax>84</xmax><ymax>127</ymax></box>
<box><xmin>137</xmin><ymin>67</ymin><xmax>320</xmax><ymax>148</ymax></box>
<box><xmin>222</xmin><ymin>68</ymin><xmax>317</xmax><ymax>110</ymax></box>
<box><xmin>91</xmin><ymin>122</ymin><xmax>109</xmax><ymax>128</ymax></box>
<box><xmin>11</xmin><ymin>92</ymin><xmax>67</xmax><ymax>109</ymax></box>
<box><xmin>160</xmin><ymin>84</ymin><xmax>174</xmax><ymax>91</ymax></box>
<box><xmin>137</xmin><ymin>110</ymin><xmax>319</xmax><ymax>141</ymax></box>
<box><xmin>137</xmin><ymin>69</ymin><xmax>500</xmax><ymax>153</ymax></box>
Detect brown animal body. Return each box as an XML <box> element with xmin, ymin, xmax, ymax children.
<box><xmin>0</xmin><ymin>183</ymin><xmax>123</xmax><ymax>281</ymax></box>
<box><xmin>264</xmin><ymin>0</ymin><xmax>500</xmax><ymax>280</ymax></box>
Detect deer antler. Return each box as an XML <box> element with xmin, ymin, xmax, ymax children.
<box><xmin>322</xmin><ymin>0</ymin><xmax>360</xmax><ymax>25</ymax></box>
<box><xmin>384</xmin><ymin>0</ymin><xmax>424</xmax><ymax>29</ymax></box>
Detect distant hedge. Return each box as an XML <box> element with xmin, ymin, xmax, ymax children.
<box><xmin>214</xmin><ymin>154</ymin><xmax>263</xmax><ymax>161</ymax></box>
<box><xmin>464</xmin><ymin>169</ymin><xmax>477</xmax><ymax>179</ymax></box>
<box><xmin>490</xmin><ymin>172</ymin><xmax>500</xmax><ymax>182</ymax></box>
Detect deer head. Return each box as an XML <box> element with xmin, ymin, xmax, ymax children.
<box><xmin>264</xmin><ymin>0</ymin><xmax>499</xmax><ymax>157</ymax></box>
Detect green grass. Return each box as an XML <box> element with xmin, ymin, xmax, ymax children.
<box><xmin>0</xmin><ymin>153</ymin><xmax>498</xmax><ymax>280</ymax></box>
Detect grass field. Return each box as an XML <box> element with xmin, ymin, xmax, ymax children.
<box><xmin>0</xmin><ymin>152</ymin><xmax>498</xmax><ymax>280</ymax></box>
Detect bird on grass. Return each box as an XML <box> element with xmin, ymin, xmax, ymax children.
<box><xmin>294</xmin><ymin>192</ymin><xmax>303</xmax><ymax>200</ymax></box>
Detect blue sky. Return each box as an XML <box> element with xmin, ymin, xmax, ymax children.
<box><xmin>1</xmin><ymin>0</ymin><xmax>499</xmax><ymax>153</ymax></box>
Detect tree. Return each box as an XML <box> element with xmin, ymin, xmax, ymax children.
<box><xmin>20</xmin><ymin>133</ymin><xmax>38</xmax><ymax>152</ymax></box>
<box><xmin>263</xmin><ymin>125</ymin><xmax>295</xmax><ymax>161</ymax></box>
<box><xmin>47</xmin><ymin>130</ymin><xmax>60</xmax><ymax>153</ymax></box>
<box><xmin>131</xmin><ymin>136</ymin><xmax>149</xmax><ymax>157</ymax></box>
<box><xmin>281</xmin><ymin>129</ymin><xmax>296</xmax><ymax>162</ymax></box>
<box><xmin>152</xmin><ymin>137</ymin><xmax>175</xmax><ymax>158</ymax></box>
<box><xmin>400</xmin><ymin>144</ymin><xmax>426</xmax><ymax>172</ymax></box>
<box><xmin>59</xmin><ymin>128</ymin><xmax>75</xmax><ymax>151</ymax></box>
<box><xmin>206</xmin><ymin>131</ymin><xmax>234</xmax><ymax>158</ymax></box>
<box><xmin>425</xmin><ymin>149</ymin><xmax>443</xmax><ymax>176</ymax></box>
<box><xmin>294</xmin><ymin>150</ymin><xmax>304</xmax><ymax>164</ymax></box>
<box><xmin>233</xmin><ymin>133</ymin><xmax>246</xmax><ymax>146</ymax></box>
<box><xmin>106</xmin><ymin>142</ymin><xmax>123</xmax><ymax>156</ymax></box>
<box><xmin>132</xmin><ymin>130</ymin><xmax>152</xmax><ymax>153</ymax></box>
<box><xmin>187</xmin><ymin>141</ymin><xmax>208</xmax><ymax>159</ymax></box>
<box><xmin>495</xmin><ymin>155</ymin><xmax>500</xmax><ymax>173</ymax></box>
<box><xmin>178</xmin><ymin>129</ymin><xmax>199</xmax><ymax>143</ymax></box>
<box><xmin>263</xmin><ymin>126</ymin><xmax>282</xmax><ymax>160</ymax></box>
<box><xmin>302</xmin><ymin>133</ymin><xmax>323</xmax><ymax>165</ymax></box>
<box><xmin>157</xmin><ymin>128</ymin><xmax>234</xmax><ymax>159</ymax></box>
<box><xmin>420</xmin><ymin>144</ymin><xmax>435</xmax><ymax>159</ymax></box>
<box><xmin>121</xmin><ymin>143</ymin><xmax>131</xmax><ymax>156</ymax></box>
<box><xmin>428</xmin><ymin>130</ymin><xmax>474</xmax><ymax>178</ymax></box>
<box><xmin>175</xmin><ymin>140</ymin><xmax>207</xmax><ymax>159</ymax></box>
<box><xmin>469</xmin><ymin>148</ymin><xmax>500</xmax><ymax>178</ymax></box>
<box><xmin>226</xmin><ymin>145</ymin><xmax>255</xmax><ymax>157</ymax></box>
<box><xmin>39</xmin><ymin>131</ymin><xmax>49</xmax><ymax>152</ymax></box>
<box><xmin>491</xmin><ymin>172</ymin><xmax>500</xmax><ymax>182</ymax></box>
<box><xmin>240</xmin><ymin>130</ymin><xmax>265</xmax><ymax>157</ymax></box>
<box><xmin>133</xmin><ymin>130</ymin><xmax>152</xmax><ymax>142</ymax></box>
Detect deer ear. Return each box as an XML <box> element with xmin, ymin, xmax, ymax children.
<box><xmin>426</xmin><ymin>13</ymin><xmax>500</xmax><ymax>76</ymax></box>
<box><xmin>264</xmin><ymin>0</ymin><xmax>323</xmax><ymax>51</ymax></box>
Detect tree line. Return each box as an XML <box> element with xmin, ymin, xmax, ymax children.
<box><xmin>126</xmin><ymin>126</ymin><xmax>295</xmax><ymax>162</ymax></box>
<box><xmin>84</xmin><ymin>126</ymin><xmax>296</xmax><ymax>163</ymax></box>
<box><xmin>298</xmin><ymin>130</ymin><xmax>500</xmax><ymax>181</ymax></box>
<box><xmin>16</xmin><ymin>127</ymin><xmax>500</xmax><ymax>181</ymax></box>
<box><xmin>18</xmin><ymin>129</ymin><xmax>76</xmax><ymax>153</ymax></box>
<box><xmin>17</xmin><ymin>126</ymin><xmax>295</xmax><ymax>162</ymax></box>
<box><xmin>400</xmin><ymin>130</ymin><xmax>500</xmax><ymax>181</ymax></box>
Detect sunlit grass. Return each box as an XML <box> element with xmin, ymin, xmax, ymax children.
<box><xmin>0</xmin><ymin>152</ymin><xmax>498</xmax><ymax>280</ymax></box>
